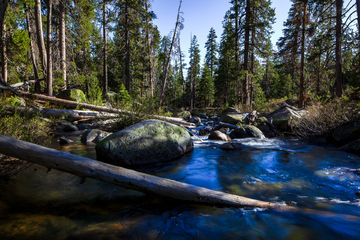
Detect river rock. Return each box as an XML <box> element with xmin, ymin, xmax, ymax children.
<box><xmin>188</xmin><ymin>116</ymin><xmax>201</xmax><ymax>124</ymax></box>
<box><xmin>219</xmin><ymin>143</ymin><xmax>244</xmax><ymax>150</ymax></box>
<box><xmin>208</xmin><ymin>130</ymin><xmax>232</xmax><ymax>142</ymax></box>
<box><xmin>331</xmin><ymin>121</ymin><xmax>360</xmax><ymax>145</ymax></box>
<box><xmin>199</xmin><ymin>125</ymin><xmax>214</xmax><ymax>136</ymax></box>
<box><xmin>58</xmin><ymin>136</ymin><xmax>73</xmax><ymax>145</ymax></box>
<box><xmin>81</xmin><ymin>129</ymin><xmax>111</xmax><ymax>144</ymax></box>
<box><xmin>56</xmin><ymin>120</ymin><xmax>79</xmax><ymax>132</ymax></box>
<box><xmin>230</xmin><ymin>125</ymin><xmax>265</xmax><ymax>139</ymax></box>
<box><xmin>222</xmin><ymin>107</ymin><xmax>239</xmax><ymax>115</ymax></box>
<box><xmin>266</xmin><ymin>104</ymin><xmax>307</xmax><ymax>131</ymax></box>
<box><xmin>95</xmin><ymin>120</ymin><xmax>193</xmax><ymax>166</ymax></box>
<box><xmin>221</xmin><ymin>113</ymin><xmax>249</xmax><ymax>125</ymax></box>
<box><xmin>253</xmin><ymin>117</ymin><xmax>274</xmax><ymax>138</ymax></box>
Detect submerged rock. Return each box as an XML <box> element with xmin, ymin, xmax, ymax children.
<box><xmin>219</xmin><ymin>142</ymin><xmax>244</xmax><ymax>150</ymax></box>
<box><xmin>208</xmin><ymin>130</ymin><xmax>232</xmax><ymax>142</ymax></box>
<box><xmin>58</xmin><ymin>136</ymin><xmax>73</xmax><ymax>145</ymax></box>
<box><xmin>95</xmin><ymin>120</ymin><xmax>193</xmax><ymax>166</ymax></box>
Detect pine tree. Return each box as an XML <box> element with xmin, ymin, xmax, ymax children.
<box><xmin>198</xmin><ymin>64</ymin><xmax>214</xmax><ymax>107</ymax></box>
<box><xmin>187</xmin><ymin>35</ymin><xmax>201</xmax><ymax>109</ymax></box>
<box><xmin>204</xmin><ymin>27</ymin><xmax>218</xmax><ymax>77</ymax></box>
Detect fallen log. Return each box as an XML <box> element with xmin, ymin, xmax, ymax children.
<box><xmin>11</xmin><ymin>79</ymin><xmax>44</xmax><ymax>89</ymax></box>
<box><xmin>0</xmin><ymin>134</ymin><xmax>359</xmax><ymax>221</ymax></box>
<box><xmin>19</xmin><ymin>92</ymin><xmax>194</xmax><ymax>127</ymax></box>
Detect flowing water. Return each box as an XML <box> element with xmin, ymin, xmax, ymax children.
<box><xmin>1</xmin><ymin>132</ymin><xmax>360</xmax><ymax>239</ymax></box>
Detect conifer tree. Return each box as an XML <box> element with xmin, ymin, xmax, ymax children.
<box><xmin>204</xmin><ymin>27</ymin><xmax>218</xmax><ymax>77</ymax></box>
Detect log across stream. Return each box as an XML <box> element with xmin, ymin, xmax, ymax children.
<box><xmin>1</xmin><ymin>134</ymin><xmax>360</xmax><ymax>238</ymax></box>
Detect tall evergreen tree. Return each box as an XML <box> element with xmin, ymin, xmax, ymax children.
<box><xmin>204</xmin><ymin>27</ymin><xmax>218</xmax><ymax>77</ymax></box>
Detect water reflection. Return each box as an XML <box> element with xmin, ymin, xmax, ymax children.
<box><xmin>1</xmin><ymin>136</ymin><xmax>360</xmax><ymax>239</ymax></box>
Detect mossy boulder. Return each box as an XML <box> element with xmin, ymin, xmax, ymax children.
<box><xmin>266</xmin><ymin>104</ymin><xmax>307</xmax><ymax>131</ymax></box>
<box><xmin>104</xmin><ymin>91</ymin><xmax>119</xmax><ymax>102</ymax></box>
<box><xmin>221</xmin><ymin>113</ymin><xmax>249</xmax><ymax>125</ymax></box>
<box><xmin>58</xmin><ymin>89</ymin><xmax>87</xmax><ymax>103</ymax></box>
<box><xmin>95</xmin><ymin>120</ymin><xmax>193</xmax><ymax>167</ymax></box>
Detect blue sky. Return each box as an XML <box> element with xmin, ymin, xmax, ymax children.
<box><xmin>151</xmin><ymin>0</ymin><xmax>293</xmax><ymax>67</ymax></box>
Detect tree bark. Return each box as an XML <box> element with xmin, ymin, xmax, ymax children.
<box><xmin>335</xmin><ymin>0</ymin><xmax>343</xmax><ymax>97</ymax></box>
<box><xmin>34</xmin><ymin>0</ymin><xmax>47</xmax><ymax>78</ymax></box>
<box><xmin>17</xmin><ymin>92</ymin><xmax>195</xmax><ymax>126</ymax></box>
<box><xmin>26</xmin><ymin>5</ymin><xmax>40</xmax><ymax>93</ymax></box>
<box><xmin>1</xmin><ymin>19</ymin><xmax>6</xmax><ymax>85</ymax></box>
<box><xmin>124</xmin><ymin>0</ymin><xmax>131</xmax><ymax>92</ymax></box>
<box><xmin>59</xmin><ymin>0</ymin><xmax>67</xmax><ymax>90</ymax></box>
<box><xmin>46</xmin><ymin>0</ymin><xmax>53</xmax><ymax>96</ymax></box>
<box><xmin>103</xmin><ymin>0</ymin><xmax>108</xmax><ymax>93</ymax></box>
<box><xmin>299</xmin><ymin>1</ymin><xmax>307</xmax><ymax>108</ymax></box>
<box><xmin>159</xmin><ymin>0</ymin><xmax>182</xmax><ymax>107</ymax></box>
<box><xmin>243</xmin><ymin>0</ymin><xmax>251</xmax><ymax>105</ymax></box>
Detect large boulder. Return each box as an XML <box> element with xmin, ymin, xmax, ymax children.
<box><xmin>208</xmin><ymin>130</ymin><xmax>232</xmax><ymax>142</ymax></box>
<box><xmin>221</xmin><ymin>113</ymin><xmax>249</xmax><ymax>125</ymax></box>
<box><xmin>229</xmin><ymin>125</ymin><xmax>265</xmax><ymax>139</ymax></box>
<box><xmin>266</xmin><ymin>104</ymin><xmax>307</xmax><ymax>131</ymax></box>
<box><xmin>58</xmin><ymin>89</ymin><xmax>87</xmax><ymax>103</ymax></box>
<box><xmin>253</xmin><ymin>117</ymin><xmax>275</xmax><ymax>138</ymax></box>
<box><xmin>95</xmin><ymin>120</ymin><xmax>193</xmax><ymax>167</ymax></box>
<box><xmin>331</xmin><ymin>121</ymin><xmax>360</xmax><ymax>145</ymax></box>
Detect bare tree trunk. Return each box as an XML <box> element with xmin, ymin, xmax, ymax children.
<box><xmin>46</xmin><ymin>0</ymin><xmax>53</xmax><ymax>96</ymax></box>
<box><xmin>124</xmin><ymin>0</ymin><xmax>131</xmax><ymax>92</ymax></box>
<box><xmin>1</xmin><ymin>20</ymin><xmax>6</xmax><ymax>85</ymax></box>
<box><xmin>335</xmin><ymin>0</ymin><xmax>343</xmax><ymax>97</ymax></box>
<box><xmin>243</xmin><ymin>0</ymin><xmax>251</xmax><ymax>105</ymax></box>
<box><xmin>103</xmin><ymin>0</ymin><xmax>108</xmax><ymax>93</ymax></box>
<box><xmin>34</xmin><ymin>0</ymin><xmax>47</xmax><ymax>79</ymax></box>
<box><xmin>234</xmin><ymin>0</ymin><xmax>240</xmax><ymax>103</ymax></box>
<box><xmin>26</xmin><ymin>5</ymin><xmax>40</xmax><ymax>93</ymax></box>
<box><xmin>59</xmin><ymin>0</ymin><xmax>67</xmax><ymax>90</ymax></box>
<box><xmin>159</xmin><ymin>0</ymin><xmax>182</xmax><ymax>107</ymax></box>
<box><xmin>179</xmin><ymin>41</ymin><xmax>186</xmax><ymax>109</ymax></box>
<box><xmin>299</xmin><ymin>1</ymin><xmax>307</xmax><ymax>108</ymax></box>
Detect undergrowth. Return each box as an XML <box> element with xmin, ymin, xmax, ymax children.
<box><xmin>292</xmin><ymin>98</ymin><xmax>360</xmax><ymax>139</ymax></box>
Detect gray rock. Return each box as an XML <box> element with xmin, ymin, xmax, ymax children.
<box><xmin>58</xmin><ymin>136</ymin><xmax>73</xmax><ymax>145</ymax></box>
<box><xmin>219</xmin><ymin>142</ymin><xmax>244</xmax><ymax>150</ymax></box>
<box><xmin>230</xmin><ymin>125</ymin><xmax>265</xmax><ymax>139</ymax></box>
<box><xmin>188</xmin><ymin>116</ymin><xmax>201</xmax><ymax>124</ymax></box>
<box><xmin>221</xmin><ymin>113</ymin><xmax>249</xmax><ymax>125</ymax></box>
<box><xmin>56</xmin><ymin>120</ymin><xmax>79</xmax><ymax>132</ymax></box>
<box><xmin>208</xmin><ymin>130</ymin><xmax>232</xmax><ymax>142</ymax></box>
<box><xmin>81</xmin><ymin>129</ymin><xmax>111</xmax><ymax>144</ymax></box>
<box><xmin>221</xmin><ymin>107</ymin><xmax>239</xmax><ymax>115</ymax></box>
<box><xmin>266</xmin><ymin>104</ymin><xmax>307</xmax><ymax>131</ymax></box>
<box><xmin>199</xmin><ymin>125</ymin><xmax>214</xmax><ymax>136</ymax></box>
<box><xmin>95</xmin><ymin>120</ymin><xmax>193</xmax><ymax>167</ymax></box>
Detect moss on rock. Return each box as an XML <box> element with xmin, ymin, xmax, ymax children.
<box><xmin>95</xmin><ymin>120</ymin><xmax>193</xmax><ymax>166</ymax></box>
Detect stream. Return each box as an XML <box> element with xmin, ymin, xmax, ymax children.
<box><xmin>1</xmin><ymin>132</ymin><xmax>360</xmax><ymax>239</ymax></box>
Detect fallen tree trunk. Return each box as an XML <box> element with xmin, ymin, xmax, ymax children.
<box><xmin>0</xmin><ymin>134</ymin><xmax>359</xmax><ymax>221</ymax></box>
<box><xmin>19</xmin><ymin>92</ymin><xmax>194</xmax><ymax>127</ymax></box>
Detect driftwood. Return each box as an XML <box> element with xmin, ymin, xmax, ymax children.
<box><xmin>19</xmin><ymin>92</ymin><xmax>194</xmax><ymax>126</ymax></box>
<box><xmin>11</xmin><ymin>79</ymin><xmax>44</xmax><ymax>89</ymax></box>
<box><xmin>0</xmin><ymin>134</ymin><xmax>359</xmax><ymax>221</ymax></box>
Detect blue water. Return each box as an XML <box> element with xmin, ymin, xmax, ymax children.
<box><xmin>1</xmin><ymin>136</ymin><xmax>360</xmax><ymax>239</ymax></box>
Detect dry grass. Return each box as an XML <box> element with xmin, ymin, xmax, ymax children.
<box><xmin>292</xmin><ymin>98</ymin><xmax>360</xmax><ymax>139</ymax></box>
